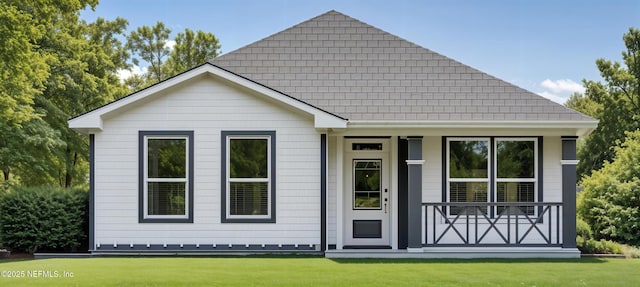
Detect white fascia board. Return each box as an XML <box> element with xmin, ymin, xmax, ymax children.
<box><xmin>347</xmin><ymin>120</ymin><xmax>599</xmax><ymax>136</ymax></box>
<box><xmin>68</xmin><ymin>64</ymin><xmax>347</xmax><ymax>133</ymax></box>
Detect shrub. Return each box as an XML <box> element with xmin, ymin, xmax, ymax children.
<box><xmin>576</xmin><ymin>218</ymin><xmax>593</xmax><ymax>239</ymax></box>
<box><xmin>578</xmin><ymin>130</ymin><xmax>640</xmax><ymax>246</ymax></box>
<box><xmin>577</xmin><ymin>236</ymin><xmax>623</xmax><ymax>254</ymax></box>
<box><xmin>0</xmin><ymin>186</ymin><xmax>88</xmax><ymax>253</ymax></box>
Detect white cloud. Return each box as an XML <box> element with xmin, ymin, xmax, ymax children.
<box><xmin>537</xmin><ymin>79</ymin><xmax>585</xmax><ymax>104</ymax></box>
<box><xmin>116</xmin><ymin>65</ymin><xmax>148</xmax><ymax>81</ymax></box>
<box><xmin>540</xmin><ymin>79</ymin><xmax>585</xmax><ymax>94</ymax></box>
<box><xmin>537</xmin><ymin>91</ymin><xmax>568</xmax><ymax>104</ymax></box>
<box><xmin>164</xmin><ymin>40</ymin><xmax>176</xmax><ymax>50</ymax></box>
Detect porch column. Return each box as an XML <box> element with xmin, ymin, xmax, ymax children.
<box><xmin>561</xmin><ymin>136</ymin><xmax>578</xmax><ymax>248</ymax></box>
<box><xmin>407</xmin><ymin>137</ymin><xmax>424</xmax><ymax>250</ymax></box>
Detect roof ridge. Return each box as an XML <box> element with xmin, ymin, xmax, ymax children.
<box><xmin>210</xmin><ymin>10</ymin><xmax>597</xmax><ymax>123</ymax></box>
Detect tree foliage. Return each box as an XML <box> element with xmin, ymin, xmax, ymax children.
<box><xmin>126</xmin><ymin>21</ymin><xmax>172</xmax><ymax>83</ymax></box>
<box><xmin>166</xmin><ymin>28</ymin><xmax>221</xmax><ymax>75</ymax></box>
<box><xmin>125</xmin><ymin>23</ymin><xmax>221</xmax><ymax>88</ymax></box>
<box><xmin>577</xmin><ymin>28</ymin><xmax>640</xmax><ymax>179</ymax></box>
<box><xmin>578</xmin><ymin>130</ymin><xmax>640</xmax><ymax>246</ymax></box>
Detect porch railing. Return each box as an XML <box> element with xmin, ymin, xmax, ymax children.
<box><xmin>422</xmin><ymin>202</ymin><xmax>563</xmax><ymax>247</ymax></box>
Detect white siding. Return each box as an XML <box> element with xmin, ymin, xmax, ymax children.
<box><xmin>422</xmin><ymin>136</ymin><xmax>442</xmax><ymax>203</ymax></box>
<box><xmin>94</xmin><ymin>74</ymin><xmax>321</xmax><ymax>247</ymax></box>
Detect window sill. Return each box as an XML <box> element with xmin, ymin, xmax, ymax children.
<box><xmin>139</xmin><ymin>218</ymin><xmax>193</xmax><ymax>223</ymax></box>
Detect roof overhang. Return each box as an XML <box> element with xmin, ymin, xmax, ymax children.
<box><xmin>346</xmin><ymin>120</ymin><xmax>599</xmax><ymax>137</ymax></box>
<box><xmin>68</xmin><ymin>63</ymin><xmax>347</xmax><ymax>134</ymax></box>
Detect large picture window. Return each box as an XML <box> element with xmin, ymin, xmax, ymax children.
<box><xmin>446</xmin><ymin>137</ymin><xmax>538</xmax><ymax>216</ymax></box>
<box><xmin>222</xmin><ymin>131</ymin><xmax>276</xmax><ymax>223</ymax></box>
<box><xmin>139</xmin><ymin>131</ymin><xmax>194</xmax><ymax>223</ymax></box>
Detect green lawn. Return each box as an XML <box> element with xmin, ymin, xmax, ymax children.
<box><xmin>0</xmin><ymin>257</ymin><xmax>639</xmax><ymax>286</ymax></box>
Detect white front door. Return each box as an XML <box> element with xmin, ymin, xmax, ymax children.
<box><xmin>343</xmin><ymin>139</ymin><xmax>391</xmax><ymax>247</ymax></box>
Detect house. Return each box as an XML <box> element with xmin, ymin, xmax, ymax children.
<box><xmin>68</xmin><ymin>10</ymin><xmax>597</xmax><ymax>258</ymax></box>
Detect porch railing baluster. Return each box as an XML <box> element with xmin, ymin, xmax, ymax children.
<box><xmin>423</xmin><ymin>202</ymin><xmax>563</xmax><ymax>247</ymax></box>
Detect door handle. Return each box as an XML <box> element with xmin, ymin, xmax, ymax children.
<box><xmin>384</xmin><ymin>198</ymin><xmax>388</xmax><ymax>213</ymax></box>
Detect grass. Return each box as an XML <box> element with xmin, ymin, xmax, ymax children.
<box><xmin>1</xmin><ymin>256</ymin><xmax>639</xmax><ymax>286</ymax></box>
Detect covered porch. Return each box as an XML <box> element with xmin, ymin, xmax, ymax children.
<box><xmin>325</xmin><ymin>134</ymin><xmax>580</xmax><ymax>258</ymax></box>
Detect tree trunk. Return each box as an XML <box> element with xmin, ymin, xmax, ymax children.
<box><xmin>64</xmin><ymin>152</ymin><xmax>78</xmax><ymax>188</ymax></box>
<box><xmin>65</xmin><ymin>172</ymin><xmax>72</xmax><ymax>188</ymax></box>
<box><xmin>3</xmin><ymin>168</ymin><xmax>9</xmax><ymax>181</ymax></box>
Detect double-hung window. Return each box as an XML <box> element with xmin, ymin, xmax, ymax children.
<box><xmin>495</xmin><ymin>138</ymin><xmax>537</xmax><ymax>215</ymax></box>
<box><xmin>447</xmin><ymin>138</ymin><xmax>490</xmax><ymax>215</ymax></box>
<box><xmin>222</xmin><ymin>131</ymin><xmax>276</xmax><ymax>223</ymax></box>
<box><xmin>139</xmin><ymin>131</ymin><xmax>194</xmax><ymax>223</ymax></box>
<box><xmin>446</xmin><ymin>137</ymin><xmax>539</xmax><ymax>216</ymax></box>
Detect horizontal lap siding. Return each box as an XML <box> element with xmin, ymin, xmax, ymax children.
<box><xmin>94</xmin><ymin>75</ymin><xmax>321</xmax><ymax>246</ymax></box>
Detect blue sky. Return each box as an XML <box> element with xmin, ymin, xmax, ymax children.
<box><xmin>81</xmin><ymin>0</ymin><xmax>640</xmax><ymax>104</ymax></box>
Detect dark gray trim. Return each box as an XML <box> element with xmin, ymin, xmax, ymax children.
<box><xmin>489</xmin><ymin>137</ymin><xmax>495</xmax><ymax>216</ymax></box>
<box><xmin>89</xmin><ymin>134</ymin><xmax>95</xmax><ymax>251</ymax></box>
<box><xmin>407</xmin><ymin>137</ymin><xmax>423</xmax><ymax>249</ymax></box>
<box><xmin>320</xmin><ymin>134</ymin><xmax>327</xmax><ymax>251</ymax></box>
<box><xmin>562</xmin><ymin>137</ymin><xmax>577</xmax><ymax>248</ymax></box>
<box><xmin>561</xmin><ymin>136</ymin><xmax>578</xmax><ymax>160</ymax></box>
<box><xmin>343</xmin><ymin>136</ymin><xmax>392</xmax><ymax>139</ymax></box>
<box><xmin>397</xmin><ymin>137</ymin><xmax>408</xmax><ymax>249</ymax></box>
<box><xmin>138</xmin><ymin>131</ymin><xmax>194</xmax><ymax>223</ymax></box>
<box><xmin>538</xmin><ymin>136</ymin><xmax>544</xmax><ymax>212</ymax></box>
<box><xmin>221</xmin><ymin>131</ymin><xmax>276</xmax><ymax>223</ymax></box>
<box><xmin>441</xmin><ymin>137</ymin><xmax>447</xmax><ymax>202</ymax></box>
<box><xmin>95</xmin><ymin>243</ymin><xmax>317</xmax><ymax>252</ymax></box>
<box><xmin>342</xmin><ymin>245</ymin><xmax>392</xmax><ymax>249</ymax></box>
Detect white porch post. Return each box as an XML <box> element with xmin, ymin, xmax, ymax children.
<box><xmin>407</xmin><ymin>137</ymin><xmax>424</xmax><ymax>251</ymax></box>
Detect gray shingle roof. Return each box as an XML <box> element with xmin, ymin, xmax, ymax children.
<box><xmin>210</xmin><ymin>10</ymin><xmax>594</xmax><ymax>122</ymax></box>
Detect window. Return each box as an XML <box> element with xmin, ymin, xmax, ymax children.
<box><xmin>447</xmin><ymin>138</ymin><xmax>490</xmax><ymax>215</ymax></box>
<box><xmin>139</xmin><ymin>131</ymin><xmax>194</xmax><ymax>223</ymax></box>
<box><xmin>496</xmin><ymin>139</ymin><xmax>537</xmax><ymax>215</ymax></box>
<box><xmin>446</xmin><ymin>137</ymin><xmax>539</xmax><ymax>216</ymax></box>
<box><xmin>222</xmin><ymin>131</ymin><xmax>275</xmax><ymax>223</ymax></box>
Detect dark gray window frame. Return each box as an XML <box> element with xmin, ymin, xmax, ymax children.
<box><xmin>221</xmin><ymin>130</ymin><xmax>276</xmax><ymax>223</ymax></box>
<box><xmin>441</xmin><ymin>136</ymin><xmax>543</xmax><ymax>217</ymax></box>
<box><xmin>139</xmin><ymin>130</ymin><xmax>194</xmax><ymax>223</ymax></box>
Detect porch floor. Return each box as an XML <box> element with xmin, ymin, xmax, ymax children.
<box><xmin>324</xmin><ymin>247</ymin><xmax>580</xmax><ymax>259</ymax></box>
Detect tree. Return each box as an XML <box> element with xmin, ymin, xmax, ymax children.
<box><xmin>34</xmin><ymin>14</ymin><xmax>129</xmax><ymax>187</ymax></box>
<box><xmin>166</xmin><ymin>28</ymin><xmax>221</xmax><ymax>75</ymax></box>
<box><xmin>578</xmin><ymin>28</ymin><xmax>640</xmax><ymax>179</ymax></box>
<box><xmin>124</xmin><ymin>25</ymin><xmax>221</xmax><ymax>90</ymax></box>
<box><xmin>0</xmin><ymin>2</ymin><xmax>49</xmax><ymax>126</ymax></box>
<box><xmin>126</xmin><ymin>21</ymin><xmax>172</xmax><ymax>83</ymax></box>
<box><xmin>578</xmin><ymin>130</ymin><xmax>640</xmax><ymax>246</ymax></box>
<box><xmin>0</xmin><ymin>0</ymin><xmax>99</xmax><ymax>185</ymax></box>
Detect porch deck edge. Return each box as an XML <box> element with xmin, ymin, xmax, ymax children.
<box><xmin>325</xmin><ymin>247</ymin><xmax>580</xmax><ymax>259</ymax></box>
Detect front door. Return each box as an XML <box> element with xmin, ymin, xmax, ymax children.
<box><xmin>344</xmin><ymin>139</ymin><xmax>391</xmax><ymax>247</ymax></box>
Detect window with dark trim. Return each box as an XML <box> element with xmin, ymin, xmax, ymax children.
<box><xmin>139</xmin><ymin>131</ymin><xmax>194</xmax><ymax>223</ymax></box>
<box><xmin>445</xmin><ymin>137</ymin><xmax>539</xmax><ymax>216</ymax></box>
<box><xmin>221</xmin><ymin>131</ymin><xmax>276</xmax><ymax>223</ymax></box>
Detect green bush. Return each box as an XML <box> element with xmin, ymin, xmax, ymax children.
<box><xmin>577</xmin><ymin>236</ymin><xmax>623</xmax><ymax>254</ymax></box>
<box><xmin>576</xmin><ymin>218</ymin><xmax>593</xmax><ymax>239</ymax></box>
<box><xmin>578</xmin><ymin>130</ymin><xmax>640</xmax><ymax>246</ymax></box>
<box><xmin>0</xmin><ymin>186</ymin><xmax>88</xmax><ymax>253</ymax></box>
